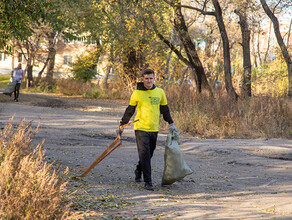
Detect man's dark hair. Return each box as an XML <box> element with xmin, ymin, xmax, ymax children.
<box><xmin>142</xmin><ymin>69</ymin><xmax>154</xmax><ymax>76</ymax></box>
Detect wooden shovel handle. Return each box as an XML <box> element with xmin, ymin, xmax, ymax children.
<box><xmin>76</xmin><ymin>119</ymin><xmax>139</xmax><ymax>177</ymax></box>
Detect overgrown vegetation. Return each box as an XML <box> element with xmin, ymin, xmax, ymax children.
<box><xmin>0</xmin><ymin>118</ymin><xmax>69</xmax><ymax>219</ymax></box>
<box><xmin>162</xmin><ymin>84</ymin><xmax>291</xmax><ymax>139</ymax></box>
<box><xmin>0</xmin><ymin>68</ymin><xmax>290</xmax><ymax>139</ymax></box>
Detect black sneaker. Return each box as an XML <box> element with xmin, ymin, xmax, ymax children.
<box><xmin>144</xmin><ymin>182</ymin><xmax>154</xmax><ymax>191</ymax></box>
<box><xmin>135</xmin><ymin>169</ymin><xmax>142</xmax><ymax>182</ymax></box>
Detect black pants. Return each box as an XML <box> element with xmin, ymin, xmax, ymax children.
<box><xmin>135</xmin><ymin>130</ymin><xmax>158</xmax><ymax>184</ymax></box>
<box><xmin>14</xmin><ymin>82</ymin><xmax>21</xmax><ymax>100</ymax></box>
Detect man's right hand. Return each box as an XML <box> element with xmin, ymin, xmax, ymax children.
<box><xmin>116</xmin><ymin>126</ymin><xmax>124</xmax><ymax>136</ymax></box>
<box><xmin>170</xmin><ymin>123</ymin><xmax>177</xmax><ymax>131</ymax></box>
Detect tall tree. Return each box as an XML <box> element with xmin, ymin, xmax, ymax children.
<box><xmin>234</xmin><ymin>1</ymin><xmax>252</xmax><ymax>97</ymax></box>
<box><xmin>149</xmin><ymin>0</ymin><xmax>212</xmax><ymax>95</ymax></box>
<box><xmin>15</xmin><ymin>29</ymin><xmax>44</xmax><ymax>87</ymax></box>
<box><xmin>172</xmin><ymin>0</ymin><xmax>212</xmax><ymax>95</ymax></box>
<box><xmin>211</xmin><ymin>0</ymin><xmax>238</xmax><ymax>100</ymax></box>
<box><xmin>167</xmin><ymin>0</ymin><xmax>238</xmax><ymax>100</ymax></box>
<box><xmin>1</xmin><ymin>0</ymin><xmax>71</xmax><ymax>87</ymax></box>
<box><xmin>41</xmin><ymin>0</ymin><xmax>80</xmax><ymax>85</ymax></box>
<box><xmin>45</xmin><ymin>32</ymin><xmax>57</xmax><ymax>83</ymax></box>
<box><xmin>260</xmin><ymin>0</ymin><xmax>292</xmax><ymax>97</ymax></box>
<box><xmin>0</xmin><ymin>0</ymin><xmax>50</xmax><ymax>51</ymax></box>
<box><xmin>70</xmin><ymin>0</ymin><xmax>151</xmax><ymax>88</ymax></box>
<box><xmin>36</xmin><ymin>30</ymin><xmax>58</xmax><ymax>83</ymax></box>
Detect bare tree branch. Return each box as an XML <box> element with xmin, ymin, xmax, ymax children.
<box><xmin>272</xmin><ymin>0</ymin><xmax>282</xmax><ymax>13</ymax></box>
<box><xmin>163</xmin><ymin>0</ymin><xmax>215</xmax><ymax>16</ymax></box>
<box><xmin>151</xmin><ymin>23</ymin><xmax>191</xmax><ymax>66</ymax></box>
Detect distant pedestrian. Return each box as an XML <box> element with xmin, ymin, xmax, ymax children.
<box><xmin>119</xmin><ymin>68</ymin><xmax>176</xmax><ymax>191</ymax></box>
<box><xmin>11</xmin><ymin>63</ymin><xmax>24</xmax><ymax>102</ymax></box>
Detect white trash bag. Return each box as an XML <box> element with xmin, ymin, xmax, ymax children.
<box><xmin>3</xmin><ymin>78</ymin><xmax>16</xmax><ymax>96</ymax></box>
<box><xmin>161</xmin><ymin>129</ymin><xmax>193</xmax><ymax>186</ymax></box>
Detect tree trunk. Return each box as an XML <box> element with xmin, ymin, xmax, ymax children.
<box><xmin>102</xmin><ymin>64</ymin><xmax>111</xmax><ymax>89</ymax></box>
<box><xmin>173</xmin><ymin>1</ymin><xmax>212</xmax><ymax>95</ymax></box>
<box><xmin>287</xmin><ymin>19</ymin><xmax>292</xmax><ymax>47</ymax></box>
<box><xmin>15</xmin><ymin>33</ymin><xmax>42</xmax><ymax>88</ymax></box>
<box><xmin>36</xmin><ymin>57</ymin><xmax>50</xmax><ymax>83</ymax></box>
<box><xmin>46</xmin><ymin>32</ymin><xmax>56</xmax><ymax>84</ymax></box>
<box><xmin>137</xmin><ymin>39</ymin><xmax>146</xmax><ymax>72</ymax></box>
<box><xmin>263</xmin><ymin>21</ymin><xmax>272</xmax><ymax>64</ymax></box>
<box><xmin>122</xmin><ymin>39</ymin><xmax>146</xmax><ymax>88</ymax></box>
<box><xmin>260</xmin><ymin>0</ymin><xmax>292</xmax><ymax>97</ymax></box>
<box><xmin>251</xmin><ymin>32</ymin><xmax>258</xmax><ymax>68</ymax></box>
<box><xmin>235</xmin><ymin>9</ymin><xmax>252</xmax><ymax>97</ymax></box>
<box><xmin>91</xmin><ymin>38</ymin><xmax>102</xmax><ymax>70</ymax></box>
<box><xmin>212</xmin><ymin>0</ymin><xmax>238</xmax><ymax>101</ymax></box>
<box><xmin>256</xmin><ymin>29</ymin><xmax>263</xmax><ymax>65</ymax></box>
<box><xmin>164</xmin><ymin>49</ymin><xmax>172</xmax><ymax>83</ymax></box>
<box><xmin>102</xmin><ymin>45</ymin><xmax>116</xmax><ymax>89</ymax></box>
<box><xmin>165</xmin><ymin>29</ymin><xmax>174</xmax><ymax>82</ymax></box>
<box><xmin>25</xmin><ymin>41</ymin><xmax>33</xmax><ymax>88</ymax></box>
<box><xmin>26</xmin><ymin>61</ymin><xmax>33</xmax><ymax>88</ymax></box>
<box><xmin>123</xmin><ymin>46</ymin><xmax>138</xmax><ymax>83</ymax></box>
<box><xmin>171</xmin><ymin>53</ymin><xmax>181</xmax><ymax>82</ymax></box>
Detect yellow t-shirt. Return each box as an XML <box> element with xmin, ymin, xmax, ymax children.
<box><xmin>129</xmin><ymin>87</ymin><xmax>167</xmax><ymax>132</ymax></box>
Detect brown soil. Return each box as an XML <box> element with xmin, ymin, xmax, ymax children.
<box><xmin>1</xmin><ymin>92</ymin><xmax>292</xmax><ymax>219</ymax></box>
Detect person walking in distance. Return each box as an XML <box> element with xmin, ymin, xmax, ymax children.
<box><xmin>119</xmin><ymin>69</ymin><xmax>176</xmax><ymax>191</ymax></box>
<box><xmin>11</xmin><ymin>63</ymin><xmax>24</xmax><ymax>102</ymax></box>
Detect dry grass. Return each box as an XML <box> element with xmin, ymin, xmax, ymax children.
<box><xmin>162</xmin><ymin>84</ymin><xmax>292</xmax><ymax>139</ymax></box>
<box><xmin>56</xmin><ymin>78</ymin><xmax>131</xmax><ymax>100</ymax></box>
<box><xmin>56</xmin><ymin>78</ymin><xmax>92</xmax><ymax>96</ymax></box>
<box><xmin>0</xmin><ymin>117</ymin><xmax>69</xmax><ymax>219</ymax></box>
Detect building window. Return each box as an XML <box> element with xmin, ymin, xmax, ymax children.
<box><xmin>64</xmin><ymin>38</ymin><xmax>74</xmax><ymax>45</ymax></box>
<box><xmin>0</xmin><ymin>52</ymin><xmax>9</xmax><ymax>61</ymax></box>
<box><xmin>64</xmin><ymin>55</ymin><xmax>72</xmax><ymax>65</ymax></box>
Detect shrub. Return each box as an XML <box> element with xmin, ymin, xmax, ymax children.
<box><xmin>71</xmin><ymin>53</ymin><xmax>98</xmax><ymax>82</ymax></box>
<box><xmin>0</xmin><ymin>117</ymin><xmax>68</xmax><ymax>219</ymax></box>
<box><xmin>252</xmin><ymin>55</ymin><xmax>288</xmax><ymax>96</ymax></box>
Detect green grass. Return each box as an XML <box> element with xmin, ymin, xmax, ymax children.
<box><xmin>0</xmin><ymin>75</ymin><xmax>11</xmax><ymax>89</ymax></box>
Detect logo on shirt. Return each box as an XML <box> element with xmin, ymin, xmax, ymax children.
<box><xmin>149</xmin><ymin>96</ymin><xmax>160</xmax><ymax>105</ymax></box>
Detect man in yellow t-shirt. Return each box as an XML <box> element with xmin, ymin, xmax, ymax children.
<box><xmin>120</xmin><ymin>69</ymin><xmax>176</xmax><ymax>191</ymax></box>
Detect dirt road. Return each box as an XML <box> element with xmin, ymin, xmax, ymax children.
<box><xmin>1</xmin><ymin>92</ymin><xmax>292</xmax><ymax>219</ymax></box>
